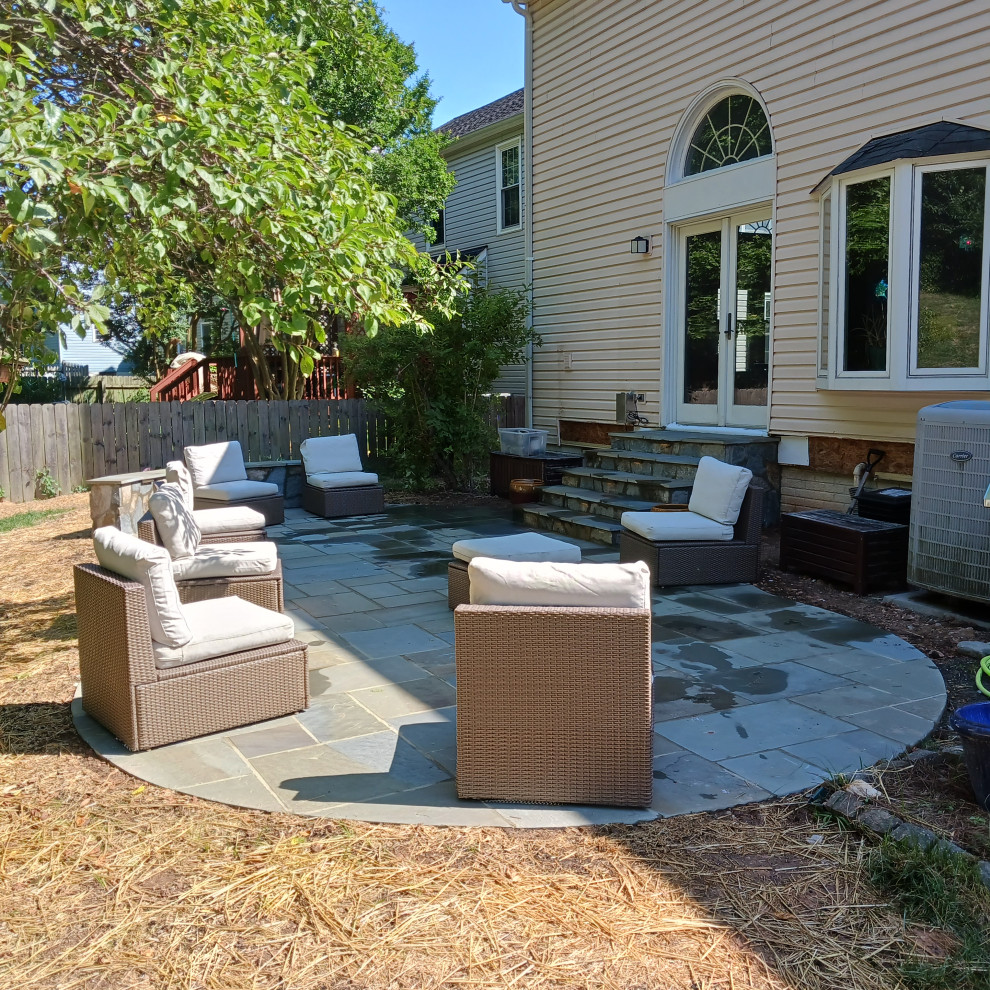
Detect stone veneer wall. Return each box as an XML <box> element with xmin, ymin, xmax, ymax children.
<box><xmin>780</xmin><ymin>465</ymin><xmax>913</xmax><ymax>514</ymax></box>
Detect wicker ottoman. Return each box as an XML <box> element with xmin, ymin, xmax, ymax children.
<box><xmin>302</xmin><ymin>482</ymin><xmax>385</xmax><ymax>519</ymax></box>
<box><xmin>447</xmin><ymin>533</ymin><xmax>582</xmax><ymax>609</ymax></box>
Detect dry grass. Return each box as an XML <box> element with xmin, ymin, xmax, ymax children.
<box><xmin>0</xmin><ymin>495</ymin><xmax>942</xmax><ymax>989</ymax></box>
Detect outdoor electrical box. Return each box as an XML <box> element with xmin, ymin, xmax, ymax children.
<box><xmin>616</xmin><ymin>391</ymin><xmax>646</xmax><ymax>425</ymax></box>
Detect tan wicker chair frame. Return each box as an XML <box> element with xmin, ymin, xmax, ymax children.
<box><xmin>454</xmin><ymin>604</ymin><xmax>653</xmax><ymax>808</ymax></box>
<box><xmin>175</xmin><ymin>560</ymin><xmax>284</xmax><ymax>611</ymax></box>
<box><xmin>73</xmin><ymin>564</ymin><xmax>308</xmax><ymax>752</ymax></box>
<box><xmin>301</xmin><ymin>482</ymin><xmax>385</xmax><ymax>519</ymax></box>
<box><xmin>447</xmin><ymin>558</ymin><xmax>470</xmax><ymax>609</ymax></box>
<box><xmin>137</xmin><ymin>513</ymin><xmax>265</xmax><ymax>547</ymax></box>
<box><xmin>193</xmin><ymin>493</ymin><xmax>284</xmax><ymax>527</ymax></box>
<box><xmin>619</xmin><ymin>484</ymin><xmax>764</xmax><ymax>587</ymax></box>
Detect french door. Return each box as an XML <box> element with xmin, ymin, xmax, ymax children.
<box><xmin>674</xmin><ymin>210</ymin><xmax>772</xmax><ymax>429</ymax></box>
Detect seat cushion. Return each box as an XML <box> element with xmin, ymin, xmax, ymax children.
<box><xmin>171</xmin><ymin>542</ymin><xmax>279</xmax><ymax>581</ymax></box>
<box><xmin>452</xmin><ymin>532</ymin><xmax>583</xmax><ymax>564</ymax></box>
<box><xmin>192</xmin><ymin>505</ymin><xmax>267</xmax><ymax>535</ymax></box>
<box><xmin>184</xmin><ymin>440</ymin><xmax>249</xmax><ymax>487</ymax></box>
<box><xmin>151</xmin><ymin>596</ymin><xmax>294</xmax><ymax>669</ymax></box>
<box><xmin>300</xmin><ymin>434</ymin><xmax>364</xmax><ymax>475</ymax></box>
<box><xmin>468</xmin><ymin>558</ymin><xmax>651</xmax><ymax>608</ymax></box>
<box><xmin>194</xmin><ymin>480</ymin><xmax>280</xmax><ymax>502</ymax></box>
<box><xmin>93</xmin><ymin>527</ymin><xmax>192</xmax><ymax>648</ymax></box>
<box><xmin>306</xmin><ymin>470</ymin><xmax>380</xmax><ymax>490</ymax></box>
<box><xmin>621</xmin><ymin>509</ymin><xmax>734</xmax><ymax>542</ymax></box>
<box><xmin>164</xmin><ymin>460</ymin><xmax>195</xmax><ymax>510</ymax></box>
<box><xmin>149</xmin><ymin>482</ymin><xmax>201</xmax><ymax>559</ymax></box>
<box><xmin>688</xmin><ymin>456</ymin><xmax>753</xmax><ymax>526</ymax></box>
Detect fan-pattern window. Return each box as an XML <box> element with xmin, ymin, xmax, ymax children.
<box><xmin>685</xmin><ymin>95</ymin><xmax>772</xmax><ymax>176</ymax></box>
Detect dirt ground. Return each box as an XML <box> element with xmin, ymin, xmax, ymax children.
<box><xmin>0</xmin><ymin>493</ymin><xmax>987</xmax><ymax>989</ymax></box>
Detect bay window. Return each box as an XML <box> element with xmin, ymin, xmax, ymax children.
<box><xmin>818</xmin><ymin>141</ymin><xmax>990</xmax><ymax>390</ymax></box>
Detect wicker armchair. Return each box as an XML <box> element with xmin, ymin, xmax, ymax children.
<box><xmin>184</xmin><ymin>441</ymin><xmax>284</xmax><ymax>526</ymax></box>
<box><xmin>299</xmin><ymin>435</ymin><xmax>385</xmax><ymax>518</ymax></box>
<box><xmin>454</xmin><ymin>559</ymin><xmax>653</xmax><ymax>808</ymax></box>
<box><xmin>620</xmin><ymin>484</ymin><xmax>764</xmax><ymax>587</ymax></box>
<box><xmin>74</xmin><ymin>563</ymin><xmax>308</xmax><ymax>751</ymax></box>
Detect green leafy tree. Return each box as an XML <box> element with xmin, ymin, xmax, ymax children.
<box><xmin>0</xmin><ymin>0</ymin><xmax>463</xmax><ymax>425</ymax></box>
<box><xmin>341</xmin><ymin>284</ymin><xmax>536</xmax><ymax>490</ymax></box>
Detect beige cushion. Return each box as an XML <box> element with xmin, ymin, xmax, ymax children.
<box><xmin>688</xmin><ymin>456</ymin><xmax>753</xmax><ymax>526</ymax></box>
<box><xmin>194</xmin><ymin>479</ymin><xmax>280</xmax><ymax>502</ymax></box>
<box><xmin>621</xmin><ymin>510</ymin><xmax>734</xmax><ymax>542</ymax></box>
<box><xmin>184</xmin><ymin>440</ymin><xmax>249</xmax><ymax>487</ymax></box>
<box><xmin>164</xmin><ymin>460</ymin><xmax>195</xmax><ymax>510</ymax></box>
<box><xmin>452</xmin><ymin>532</ymin><xmax>582</xmax><ymax>564</ymax></box>
<box><xmin>300</xmin><ymin>434</ymin><xmax>363</xmax><ymax>475</ymax></box>
<box><xmin>149</xmin><ymin>483</ymin><xmax>201</xmax><ymax>559</ymax></box>
<box><xmin>306</xmin><ymin>470</ymin><xmax>380</xmax><ymax>490</ymax></box>
<box><xmin>93</xmin><ymin>527</ymin><xmax>192</xmax><ymax>648</ymax></box>
<box><xmin>193</xmin><ymin>505</ymin><xmax>266</xmax><ymax>535</ymax></box>
<box><xmin>468</xmin><ymin>558</ymin><xmax>651</xmax><ymax>608</ymax></box>
<box><xmin>171</xmin><ymin>542</ymin><xmax>279</xmax><ymax>581</ymax></box>
<box><xmin>151</xmin><ymin>596</ymin><xmax>294</xmax><ymax>669</ymax></box>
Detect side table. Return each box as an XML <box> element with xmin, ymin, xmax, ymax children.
<box><xmin>780</xmin><ymin>509</ymin><xmax>908</xmax><ymax>595</ymax></box>
<box><xmin>489</xmin><ymin>450</ymin><xmax>584</xmax><ymax>498</ymax></box>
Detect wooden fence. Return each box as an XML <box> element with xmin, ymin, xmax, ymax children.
<box><xmin>0</xmin><ymin>394</ymin><xmax>527</xmax><ymax>503</ymax></box>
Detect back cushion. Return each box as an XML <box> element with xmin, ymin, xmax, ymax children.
<box><xmin>184</xmin><ymin>441</ymin><xmax>248</xmax><ymax>487</ymax></box>
<box><xmin>164</xmin><ymin>460</ymin><xmax>195</xmax><ymax>509</ymax></box>
<box><xmin>300</xmin><ymin>434</ymin><xmax>363</xmax><ymax>475</ymax></box>
<box><xmin>688</xmin><ymin>456</ymin><xmax>753</xmax><ymax>526</ymax></box>
<box><xmin>93</xmin><ymin>527</ymin><xmax>192</xmax><ymax>647</ymax></box>
<box><xmin>149</xmin><ymin>483</ymin><xmax>201</xmax><ymax>559</ymax></box>
<box><xmin>468</xmin><ymin>558</ymin><xmax>651</xmax><ymax>608</ymax></box>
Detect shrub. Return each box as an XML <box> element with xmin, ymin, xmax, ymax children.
<box><xmin>342</xmin><ymin>285</ymin><xmax>536</xmax><ymax>490</ymax></box>
<box><xmin>35</xmin><ymin>468</ymin><xmax>61</xmax><ymax>500</ymax></box>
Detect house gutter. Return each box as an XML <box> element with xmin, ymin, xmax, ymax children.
<box><xmin>502</xmin><ymin>0</ymin><xmax>534</xmax><ymax>428</ymax></box>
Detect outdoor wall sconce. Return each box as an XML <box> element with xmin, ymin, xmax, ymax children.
<box><xmin>630</xmin><ymin>235</ymin><xmax>651</xmax><ymax>255</ymax></box>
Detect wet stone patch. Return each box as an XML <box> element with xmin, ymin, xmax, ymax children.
<box><xmin>74</xmin><ymin>504</ymin><xmax>947</xmax><ymax>827</ymax></box>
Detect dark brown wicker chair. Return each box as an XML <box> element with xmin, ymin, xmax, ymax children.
<box><xmin>454</xmin><ymin>604</ymin><xmax>653</xmax><ymax>808</ymax></box>
<box><xmin>73</xmin><ymin>564</ymin><xmax>308</xmax><ymax>751</ymax></box>
<box><xmin>619</xmin><ymin>483</ymin><xmax>764</xmax><ymax>587</ymax></box>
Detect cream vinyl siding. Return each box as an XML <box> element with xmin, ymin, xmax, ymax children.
<box><xmin>410</xmin><ymin>120</ymin><xmax>527</xmax><ymax>395</ymax></box>
<box><xmin>529</xmin><ymin>0</ymin><xmax>990</xmax><ymax>442</ymax></box>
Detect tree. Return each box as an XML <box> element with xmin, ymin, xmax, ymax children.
<box><xmin>341</xmin><ymin>285</ymin><xmax>536</xmax><ymax>490</ymax></box>
<box><xmin>0</xmin><ymin>0</ymin><xmax>463</xmax><ymax>424</ymax></box>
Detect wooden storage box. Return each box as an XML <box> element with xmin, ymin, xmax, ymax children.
<box><xmin>780</xmin><ymin>509</ymin><xmax>908</xmax><ymax>595</ymax></box>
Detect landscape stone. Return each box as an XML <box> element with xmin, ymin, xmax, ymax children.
<box><xmin>855</xmin><ymin>807</ymin><xmax>902</xmax><ymax>835</ymax></box>
<box><xmin>824</xmin><ymin>789</ymin><xmax>866</xmax><ymax>818</ymax></box>
<box><xmin>956</xmin><ymin>641</ymin><xmax>990</xmax><ymax>660</ymax></box>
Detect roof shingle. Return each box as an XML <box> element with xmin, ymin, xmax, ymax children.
<box><xmin>438</xmin><ymin>89</ymin><xmax>524</xmax><ymax>139</ymax></box>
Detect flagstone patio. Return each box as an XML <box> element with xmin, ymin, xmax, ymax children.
<box><xmin>73</xmin><ymin>504</ymin><xmax>947</xmax><ymax>827</ymax></box>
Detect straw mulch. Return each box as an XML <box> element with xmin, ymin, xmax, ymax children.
<box><xmin>0</xmin><ymin>496</ymin><xmax>938</xmax><ymax>989</ymax></box>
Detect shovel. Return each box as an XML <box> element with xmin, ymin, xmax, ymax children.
<box><xmin>847</xmin><ymin>448</ymin><xmax>886</xmax><ymax>514</ymax></box>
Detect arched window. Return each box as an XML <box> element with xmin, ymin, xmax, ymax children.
<box><xmin>684</xmin><ymin>94</ymin><xmax>772</xmax><ymax>176</ymax></box>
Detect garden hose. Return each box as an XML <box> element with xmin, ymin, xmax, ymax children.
<box><xmin>977</xmin><ymin>656</ymin><xmax>990</xmax><ymax>698</ymax></box>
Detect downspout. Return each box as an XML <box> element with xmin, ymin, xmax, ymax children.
<box><xmin>503</xmin><ymin>0</ymin><xmax>534</xmax><ymax>428</ymax></box>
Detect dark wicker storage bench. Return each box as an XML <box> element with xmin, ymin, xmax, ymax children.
<box><xmin>301</xmin><ymin>482</ymin><xmax>385</xmax><ymax>519</ymax></box>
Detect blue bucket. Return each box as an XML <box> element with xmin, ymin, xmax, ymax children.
<box><xmin>949</xmin><ymin>702</ymin><xmax>990</xmax><ymax>809</ymax></box>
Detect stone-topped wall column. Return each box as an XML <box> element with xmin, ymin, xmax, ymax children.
<box><xmin>88</xmin><ymin>470</ymin><xmax>167</xmax><ymax>535</ymax></box>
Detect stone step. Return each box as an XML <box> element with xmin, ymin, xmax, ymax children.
<box><xmin>585</xmin><ymin>449</ymin><xmax>701</xmax><ymax>481</ymax></box>
<box><xmin>609</xmin><ymin>429</ymin><xmax>779</xmax><ymax>463</ymax></box>
<box><xmin>520</xmin><ymin>502</ymin><xmax>622</xmax><ymax>546</ymax></box>
<box><xmin>557</xmin><ymin>467</ymin><xmax>693</xmax><ymax>502</ymax></box>
<box><xmin>541</xmin><ymin>485</ymin><xmax>656</xmax><ymax>521</ymax></box>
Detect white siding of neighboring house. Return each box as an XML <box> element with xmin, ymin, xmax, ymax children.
<box><xmin>527</xmin><ymin>0</ymin><xmax>990</xmax><ymax>443</ymax></box>
<box><xmin>410</xmin><ymin>118</ymin><xmax>528</xmax><ymax>395</ymax></box>
<box><xmin>54</xmin><ymin>324</ymin><xmax>128</xmax><ymax>374</ymax></box>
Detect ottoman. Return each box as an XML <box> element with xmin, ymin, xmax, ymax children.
<box><xmin>447</xmin><ymin>532</ymin><xmax>583</xmax><ymax>609</ymax></box>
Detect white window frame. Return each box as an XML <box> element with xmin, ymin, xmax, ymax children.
<box><xmin>496</xmin><ymin>138</ymin><xmax>522</xmax><ymax>235</ymax></box>
<box><xmin>816</xmin><ymin>190</ymin><xmax>831</xmax><ymax>382</ymax></box>
<box><xmin>908</xmin><ymin>160</ymin><xmax>990</xmax><ymax>379</ymax></box>
<box><xmin>818</xmin><ymin>153</ymin><xmax>990</xmax><ymax>391</ymax></box>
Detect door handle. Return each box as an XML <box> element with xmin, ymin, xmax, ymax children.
<box><xmin>724</xmin><ymin>313</ymin><xmax>734</xmax><ymax>339</ymax></box>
